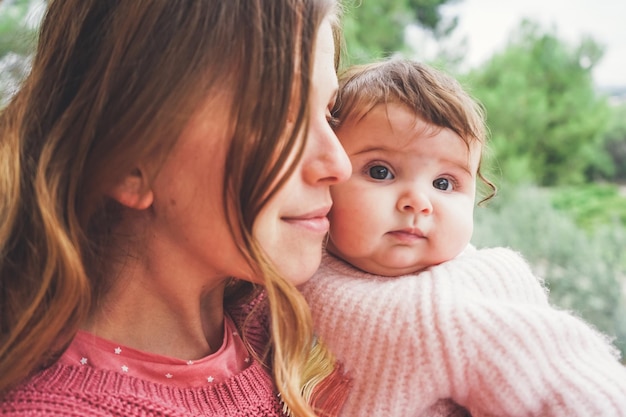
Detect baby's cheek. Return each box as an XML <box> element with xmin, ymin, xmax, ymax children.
<box><xmin>328</xmin><ymin>207</ymin><xmax>349</xmax><ymax>235</ymax></box>
<box><xmin>328</xmin><ymin>207</ymin><xmax>364</xmax><ymax>245</ymax></box>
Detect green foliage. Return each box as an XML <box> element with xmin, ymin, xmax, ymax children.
<box><xmin>602</xmin><ymin>103</ymin><xmax>626</xmax><ymax>182</ymax></box>
<box><xmin>0</xmin><ymin>0</ymin><xmax>39</xmax><ymax>58</ymax></box>
<box><xmin>340</xmin><ymin>0</ymin><xmax>456</xmax><ymax>65</ymax></box>
<box><xmin>465</xmin><ymin>20</ymin><xmax>613</xmax><ymax>187</ymax></box>
<box><xmin>0</xmin><ymin>0</ymin><xmax>42</xmax><ymax>106</ymax></box>
<box><xmin>550</xmin><ymin>183</ymin><xmax>626</xmax><ymax>231</ymax></box>
<box><xmin>473</xmin><ymin>184</ymin><xmax>626</xmax><ymax>357</ymax></box>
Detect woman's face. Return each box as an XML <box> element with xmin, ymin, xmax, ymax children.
<box><xmin>149</xmin><ymin>18</ymin><xmax>350</xmax><ymax>285</ymax></box>
<box><xmin>252</xmin><ymin>19</ymin><xmax>351</xmax><ymax>284</ymax></box>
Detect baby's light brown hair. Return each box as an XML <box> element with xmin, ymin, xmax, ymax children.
<box><xmin>332</xmin><ymin>58</ymin><xmax>496</xmax><ymax>202</ymax></box>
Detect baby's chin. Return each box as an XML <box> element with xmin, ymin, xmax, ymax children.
<box><xmin>326</xmin><ymin>242</ymin><xmax>437</xmax><ymax>277</ymax></box>
<box><xmin>344</xmin><ymin>254</ymin><xmax>432</xmax><ymax>277</ymax></box>
<box><xmin>364</xmin><ymin>262</ymin><xmax>428</xmax><ymax>277</ymax></box>
<box><xmin>360</xmin><ymin>244</ymin><xmax>469</xmax><ymax>277</ymax></box>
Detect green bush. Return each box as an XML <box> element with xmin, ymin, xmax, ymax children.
<box><xmin>550</xmin><ymin>183</ymin><xmax>626</xmax><ymax>231</ymax></box>
<box><xmin>602</xmin><ymin>103</ymin><xmax>626</xmax><ymax>182</ymax></box>
<box><xmin>473</xmin><ymin>184</ymin><xmax>626</xmax><ymax>357</ymax></box>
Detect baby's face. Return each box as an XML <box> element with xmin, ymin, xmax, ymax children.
<box><xmin>327</xmin><ymin>102</ymin><xmax>481</xmax><ymax>276</ymax></box>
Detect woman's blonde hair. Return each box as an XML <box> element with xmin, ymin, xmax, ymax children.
<box><xmin>333</xmin><ymin>58</ymin><xmax>496</xmax><ymax>203</ymax></box>
<box><xmin>0</xmin><ymin>0</ymin><xmax>343</xmax><ymax>415</ymax></box>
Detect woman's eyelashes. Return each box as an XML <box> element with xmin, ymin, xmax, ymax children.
<box><xmin>326</xmin><ymin>98</ymin><xmax>338</xmax><ymax>127</ymax></box>
<box><xmin>326</xmin><ymin>114</ymin><xmax>339</xmax><ymax>128</ymax></box>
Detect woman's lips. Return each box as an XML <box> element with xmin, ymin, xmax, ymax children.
<box><xmin>282</xmin><ymin>206</ymin><xmax>332</xmax><ymax>234</ymax></box>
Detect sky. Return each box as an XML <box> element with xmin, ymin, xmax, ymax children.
<box><xmin>440</xmin><ymin>0</ymin><xmax>626</xmax><ymax>88</ymax></box>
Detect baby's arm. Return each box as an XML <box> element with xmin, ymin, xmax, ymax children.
<box><xmin>300</xmin><ymin>248</ymin><xmax>553</xmax><ymax>415</ymax></box>
<box><xmin>433</xmin><ymin>248</ymin><xmax>626</xmax><ymax>416</ymax></box>
<box><xmin>448</xmin><ymin>299</ymin><xmax>626</xmax><ymax>416</ymax></box>
<box><xmin>301</xmin><ymin>248</ymin><xmax>626</xmax><ymax>416</ymax></box>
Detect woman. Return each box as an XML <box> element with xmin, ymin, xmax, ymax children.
<box><xmin>0</xmin><ymin>1</ymin><xmax>351</xmax><ymax>416</ymax></box>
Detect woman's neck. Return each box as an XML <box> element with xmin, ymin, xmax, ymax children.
<box><xmin>83</xmin><ymin>260</ymin><xmax>228</xmax><ymax>360</ymax></box>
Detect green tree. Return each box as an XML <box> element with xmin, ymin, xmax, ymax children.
<box><xmin>473</xmin><ymin>184</ymin><xmax>626</xmax><ymax>357</ymax></box>
<box><xmin>341</xmin><ymin>0</ymin><xmax>458</xmax><ymax>65</ymax></box>
<box><xmin>0</xmin><ymin>0</ymin><xmax>39</xmax><ymax>57</ymax></box>
<box><xmin>0</xmin><ymin>0</ymin><xmax>42</xmax><ymax>106</ymax></box>
<box><xmin>602</xmin><ymin>103</ymin><xmax>626</xmax><ymax>182</ymax></box>
<box><xmin>465</xmin><ymin>20</ymin><xmax>612</xmax><ymax>186</ymax></box>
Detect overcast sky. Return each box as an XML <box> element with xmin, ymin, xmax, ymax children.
<box><xmin>442</xmin><ymin>0</ymin><xmax>626</xmax><ymax>87</ymax></box>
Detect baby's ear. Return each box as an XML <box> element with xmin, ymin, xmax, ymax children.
<box><xmin>107</xmin><ymin>168</ymin><xmax>154</xmax><ymax>210</ymax></box>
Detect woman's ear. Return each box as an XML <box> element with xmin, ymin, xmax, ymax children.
<box><xmin>107</xmin><ymin>168</ymin><xmax>154</xmax><ymax>210</ymax></box>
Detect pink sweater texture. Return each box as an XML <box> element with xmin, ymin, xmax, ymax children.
<box><xmin>299</xmin><ymin>247</ymin><xmax>626</xmax><ymax>417</ymax></box>
<box><xmin>1</xmin><ymin>291</ymin><xmax>348</xmax><ymax>416</ymax></box>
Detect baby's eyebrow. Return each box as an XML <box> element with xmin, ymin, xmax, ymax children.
<box><xmin>441</xmin><ymin>157</ymin><xmax>476</xmax><ymax>177</ymax></box>
<box><xmin>351</xmin><ymin>145</ymin><xmax>394</xmax><ymax>156</ymax></box>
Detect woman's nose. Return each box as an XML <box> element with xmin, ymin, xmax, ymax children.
<box><xmin>397</xmin><ymin>188</ymin><xmax>433</xmax><ymax>214</ymax></box>
<box><xmin>303</xmin><ymin>124</ymin><xmax>351</xmax><ymax>185</ymax></box>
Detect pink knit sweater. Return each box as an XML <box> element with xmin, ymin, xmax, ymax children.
<box><xmin>0</xmin><ymin>291</ymin><xmax>349</xmax><ymax>416</ymax></box>
<box><xmin>300</xmin><ymin>247</ymin><xmax>626</xmax><ymax>416</ymax></box>
<box><xmin>1</xmin><ymin>361</ymin><xmax>283</xmax><ymax>416</ymax></box>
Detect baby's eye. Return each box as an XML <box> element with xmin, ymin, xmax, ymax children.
<box><xmin>368</xmin><ymin>165</ymin><xmax>394</xmax><ymax>180</ymax></box>
<box><xmin>433</xmin><ymin>177</ymin><xmax>452</xmax><ymax>191</ymax></box>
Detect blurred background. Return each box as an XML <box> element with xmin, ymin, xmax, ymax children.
<box><xmin>2</xmin><ymin>0</ymin><xmax>625</xmax><ymax>358</ymax></box>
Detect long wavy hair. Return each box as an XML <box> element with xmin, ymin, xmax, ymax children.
<box><xmin>333</xmin><ymin>59</ymin><xmax>497</xmax><ymax>203</ymax></box>
<box><xmin>0</xmin><ymin>1</ymin><xmax>342</xmax><ymax>415</ymax></box>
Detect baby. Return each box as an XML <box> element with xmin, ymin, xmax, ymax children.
<box><xmin>300</xmin><ymin>58</ymin><xmax>626</xmax><ymax>416</ymax></box>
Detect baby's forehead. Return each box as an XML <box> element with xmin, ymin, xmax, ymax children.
<box><xmin>338</xmin><ymin>103</ymin><xmax>482</xmax><ymax>170</ymax></box>
<box><xmin>339</xmin><ymin>89</ymin><xmax>483</xmax><ymax>135</ymax></box>
<box><xmin>342</xmin><ymin>101</ymin><xmax>466</xmax><ymax>137</ymax></box>
<box><xmin>361</xmin><ymin>101</ymin><xmax>481</xmax><ymax>149</ymax></box>
<box><xmin>342</xmin><ymin>100</ymin><xmax>432</xmax><ymax>127</ymax></box>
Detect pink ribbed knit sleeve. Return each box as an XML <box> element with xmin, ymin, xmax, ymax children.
<box><xmin>299</xmin><ymin>247</ymin><xmax>626</xmax><ymax>417</ymax></box>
